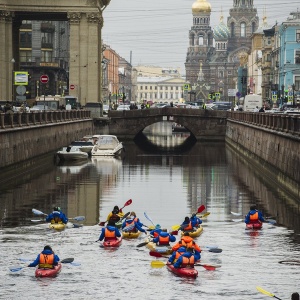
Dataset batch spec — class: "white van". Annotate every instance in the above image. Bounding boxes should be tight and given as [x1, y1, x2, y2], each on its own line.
[242, 94, 263, 112]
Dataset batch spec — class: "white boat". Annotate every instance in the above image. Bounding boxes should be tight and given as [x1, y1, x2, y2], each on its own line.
[56, 146, 89, 161]
[69, 140, 94, 155]
[91, 135, 124, 157]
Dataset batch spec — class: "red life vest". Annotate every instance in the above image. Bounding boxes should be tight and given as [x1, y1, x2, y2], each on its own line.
[39, 253, 54, 269]
[158, 235, 170, 245]
[105, 228, 116, 239]
[181, 255, 195, 268]
[153, 230, 160, 238]
[249, 212, 259, 223]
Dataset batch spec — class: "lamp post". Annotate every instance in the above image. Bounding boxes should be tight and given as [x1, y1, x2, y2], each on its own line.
[281, 84, 284, 106]
[292, 84, 295, 107]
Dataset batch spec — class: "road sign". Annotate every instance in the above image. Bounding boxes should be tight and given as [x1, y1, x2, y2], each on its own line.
[70, 84, 75, 90]
[40, 74, 49, 84]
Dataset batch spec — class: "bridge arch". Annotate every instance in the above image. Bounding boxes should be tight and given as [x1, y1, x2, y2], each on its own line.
[0, 0, 109, 103]
[107, 108, 228, 141]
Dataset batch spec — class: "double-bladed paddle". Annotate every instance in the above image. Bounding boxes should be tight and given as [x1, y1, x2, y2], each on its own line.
[98, 199, 132, 226]
[150, 260, 221, 271]
[10, 258, 76, 272]
[144, 212, 155, 227]
[256, 286, 282, 300]
[32, 208, 85, 221]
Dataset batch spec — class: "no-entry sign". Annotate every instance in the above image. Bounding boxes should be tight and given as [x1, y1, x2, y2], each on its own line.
[40, 74, 49, 84]
[70, 84, 75, 90]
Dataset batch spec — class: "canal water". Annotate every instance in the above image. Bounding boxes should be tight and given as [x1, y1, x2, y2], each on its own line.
[0, 122, 299, 299]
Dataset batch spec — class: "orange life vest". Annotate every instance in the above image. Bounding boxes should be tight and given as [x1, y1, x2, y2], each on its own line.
[181, 255, 195, 268]
[183, 221, 193, 231]
[158, 235, 170, 245]
[175, 250, 186, 260]
[105, 228, 116, 239]
[249, 212, 259, 223]
[180, 237, 194, 248]
[39, 253, 54, 269]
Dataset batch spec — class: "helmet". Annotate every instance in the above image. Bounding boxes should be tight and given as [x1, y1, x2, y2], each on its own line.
[155, 224, 161, 229]
[44, 245, 52, 251]
[130, 212, 136, 217]
[113, 206, 119, 210]
[112, 209, 119, 215]
[53, 207, 60, 212]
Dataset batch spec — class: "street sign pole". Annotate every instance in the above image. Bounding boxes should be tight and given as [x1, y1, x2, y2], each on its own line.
[40, 75, 49, 111]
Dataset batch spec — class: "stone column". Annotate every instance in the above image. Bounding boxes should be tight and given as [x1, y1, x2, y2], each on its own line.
[68, 11, 103, 106]
[0, 10, 14, 101]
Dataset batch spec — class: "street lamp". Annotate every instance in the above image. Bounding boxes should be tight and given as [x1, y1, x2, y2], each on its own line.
[292, 84, 295, 106]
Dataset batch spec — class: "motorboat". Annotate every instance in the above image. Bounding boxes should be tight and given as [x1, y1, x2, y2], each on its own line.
[91, 135, 124, 157]
[69, 140, 94, 155]
[56, 146, 89, 162]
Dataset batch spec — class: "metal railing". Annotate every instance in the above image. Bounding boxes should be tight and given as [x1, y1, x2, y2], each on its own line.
[228, 111, 300, 137]
[0, 110, 91, 130]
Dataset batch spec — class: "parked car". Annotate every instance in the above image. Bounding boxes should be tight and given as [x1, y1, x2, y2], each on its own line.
[103, 105, 109, 115]
[116, 104, 130, 111]
[210, 102, 232, 111]
[30, 105, 51, 111]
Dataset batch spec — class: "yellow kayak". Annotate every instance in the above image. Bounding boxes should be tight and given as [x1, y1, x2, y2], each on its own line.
[145, 238, 173, 255]
[122, 231, 141, 239]
[49, 222, 66, 231]
[181, 226, 203, 238]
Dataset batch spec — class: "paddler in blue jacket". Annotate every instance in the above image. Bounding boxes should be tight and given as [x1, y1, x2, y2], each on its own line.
[149, 224, 162, 238]
[168, 246, 186, 264]
[99, 222, 121, 241]
[152, 229, 176, 246]
[244, 205, 265, 224]
[173, 247, 196, 269]
[28, 245, 60, 268]
[46, 207, 68, 224]
[122, 215, 147, 234]
[190, 213, 202, 228]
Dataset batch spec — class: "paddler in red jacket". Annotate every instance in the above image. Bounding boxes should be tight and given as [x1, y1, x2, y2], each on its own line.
[98, 222, 121, 241]
[172, 232, 201, 261]
[173, 247, 196, 269]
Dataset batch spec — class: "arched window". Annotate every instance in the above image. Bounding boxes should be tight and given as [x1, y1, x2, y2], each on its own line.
[252, 22, 256, 33]
[199, 36, 204, 45]
[231, 22, 235, 37]
[241, 22, 246, 37]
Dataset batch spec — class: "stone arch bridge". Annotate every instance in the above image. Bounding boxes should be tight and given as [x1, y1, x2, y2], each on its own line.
[107, 108, 228, 141]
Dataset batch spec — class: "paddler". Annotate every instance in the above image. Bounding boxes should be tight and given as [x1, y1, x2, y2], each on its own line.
[173, 247, 196, 269]
[46, 207, 68, 224]
[122, 215, 147, 234]
[98, 221, 121, 241]
[149, 224, 162, 238]
[152, 229, 176, 246]
[27, 245, 60, 269]
[244, 204, 265, 225]
[106, 206, 124, 225]
[168, 246, 186, 264]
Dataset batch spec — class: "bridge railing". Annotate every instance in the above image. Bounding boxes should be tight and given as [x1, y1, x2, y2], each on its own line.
[228, 111, 300, 136]
[0, 110, 91, 130]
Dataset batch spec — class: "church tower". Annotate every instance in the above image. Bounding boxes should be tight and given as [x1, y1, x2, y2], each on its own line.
[227, 0, 259, 52]
[185, 0, 214, 96]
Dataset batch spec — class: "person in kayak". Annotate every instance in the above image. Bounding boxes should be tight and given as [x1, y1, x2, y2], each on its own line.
[180, 216, 193, 231]
[149, 224, 162, 238]
[46, 207, 68, 224]
[122, 215, 147, 234]
[106, 206, 124, 225]
[168, 246, 186, 264]
[244, 205, 265, 225]
[173, 247, 196, 269]
[190, 213, 202, 228]
[172, 232, 201, 261]
[152, 229, 176, 246]
[98, 223, 121, 241]
[130, 212, 145, 228]
[27, 245, 60, 269]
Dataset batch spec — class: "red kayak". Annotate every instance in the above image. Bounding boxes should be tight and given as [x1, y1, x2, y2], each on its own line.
[35, 263, 62, 278]
[166, 262, 198, 278]
[102, 237, 122, 248]
[246, 222, 263, 230]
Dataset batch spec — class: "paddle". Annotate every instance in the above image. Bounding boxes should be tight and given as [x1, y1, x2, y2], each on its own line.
[144, 212, 155, 227]
[10, 258, 75, 272]
[150, 260, 220, 271]
[172, 204, 206, 231]
[256, 286, 282, 300]
[98, 199, 132, 226]
[197, 212, 210, 218]
[31, 216, 85, 222]
[232, 219, 276, 225]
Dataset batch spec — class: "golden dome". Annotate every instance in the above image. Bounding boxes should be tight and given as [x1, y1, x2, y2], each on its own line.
[192, 0, 212, 13]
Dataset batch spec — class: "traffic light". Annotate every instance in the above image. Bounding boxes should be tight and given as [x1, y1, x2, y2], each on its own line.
[241, 77, 244, 84]
[122, 93, 126, 102]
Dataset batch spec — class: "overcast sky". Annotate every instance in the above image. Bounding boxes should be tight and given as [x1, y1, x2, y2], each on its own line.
[102, 0, 299, 74]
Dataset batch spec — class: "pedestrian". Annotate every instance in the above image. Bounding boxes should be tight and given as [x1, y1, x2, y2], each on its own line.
[253, 106, 259, 112]
[259, 106, 265, 112]
[27, 245, 60, 269]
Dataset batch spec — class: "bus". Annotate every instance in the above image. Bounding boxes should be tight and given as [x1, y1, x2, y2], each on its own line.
[35, 95, 80, 110]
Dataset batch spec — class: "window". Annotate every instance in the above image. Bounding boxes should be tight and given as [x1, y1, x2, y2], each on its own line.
[19, 32, 32, 48]
[41, 50, 52, 62]
[296, 50, 300, 64]
[199, 36, 204, 45]
[295, 76, 300, 91]
[241, 22, 246, 37]
[145, 86, 148, 90]
[150, 86, 152, 90]
[140, 86, 143, 90]
[252, 22, 256, 33]
[19, 50, 32, 62]
[296, 29, 300, 42]
[231, 22, 235, 37]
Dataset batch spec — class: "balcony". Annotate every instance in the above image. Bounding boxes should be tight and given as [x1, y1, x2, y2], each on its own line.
[41, 23, 55, 33]
[41, 42, 53, 49]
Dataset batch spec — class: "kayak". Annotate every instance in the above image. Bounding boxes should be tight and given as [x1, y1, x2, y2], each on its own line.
[181, 226, 203, 238]
[166, 262, 198, 278]
[102, 237, 122, 248]
[35, 263, 62, 278]
[246, 222, 263, 230]
[146, 239, 173, 255]
[49, 223, 66, 231]
[122, 231, 141, 239]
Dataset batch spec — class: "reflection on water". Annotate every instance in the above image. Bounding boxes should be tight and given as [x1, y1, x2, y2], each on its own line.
[0, 122, 299, 299]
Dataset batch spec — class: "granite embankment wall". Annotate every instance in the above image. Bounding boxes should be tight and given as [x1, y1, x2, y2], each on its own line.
[225, 116, 300, 198]
[0, 120, 93, 168]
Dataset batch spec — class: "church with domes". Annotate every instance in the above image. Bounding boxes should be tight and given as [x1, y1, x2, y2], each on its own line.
[185, 0, 259, 101]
